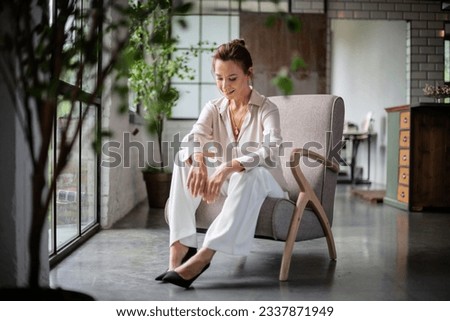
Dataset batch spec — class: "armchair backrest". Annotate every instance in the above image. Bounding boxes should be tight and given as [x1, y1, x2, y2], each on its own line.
[269, 95, 345, 219]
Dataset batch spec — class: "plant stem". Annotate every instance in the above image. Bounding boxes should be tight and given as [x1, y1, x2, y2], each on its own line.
[158, 116, 164, 171]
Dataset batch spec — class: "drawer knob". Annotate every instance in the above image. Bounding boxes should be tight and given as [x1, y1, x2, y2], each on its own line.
[403, 136, 407, 142]
[401, 192, 405, 198]
[402, 173, 406, 179]
[403, 117, 408, 123]
[402, 155, 407, 161]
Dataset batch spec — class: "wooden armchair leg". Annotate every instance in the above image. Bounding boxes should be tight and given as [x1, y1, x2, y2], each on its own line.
[279, 193, 337, 281]
[279, 192, 309, 281]
[310, 199, 337, 260]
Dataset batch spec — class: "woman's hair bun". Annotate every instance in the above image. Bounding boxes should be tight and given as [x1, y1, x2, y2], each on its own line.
[231, 39, 246, 47]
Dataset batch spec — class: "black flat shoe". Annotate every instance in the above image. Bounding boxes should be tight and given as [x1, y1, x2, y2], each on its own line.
[162, 263, 210, 289]
[155, 247, 197, 281]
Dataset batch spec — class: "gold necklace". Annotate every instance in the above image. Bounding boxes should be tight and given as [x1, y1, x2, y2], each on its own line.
[230, 105, 248, 138]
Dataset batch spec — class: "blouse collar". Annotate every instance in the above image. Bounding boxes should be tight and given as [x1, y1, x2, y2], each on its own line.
[218, 88, 265, 116]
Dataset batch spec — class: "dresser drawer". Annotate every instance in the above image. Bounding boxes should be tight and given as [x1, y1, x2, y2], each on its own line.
[399, 130, 410, 148]
[399, 111, 410, 129]
[399, 149, 410, 166]
[397, 185, 409, 203]
[398, 167, 409, 186]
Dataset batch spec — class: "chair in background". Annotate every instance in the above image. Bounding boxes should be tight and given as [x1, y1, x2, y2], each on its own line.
[168, 95, 345, 281]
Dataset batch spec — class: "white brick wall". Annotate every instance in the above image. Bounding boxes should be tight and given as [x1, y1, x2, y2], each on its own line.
[293, 0, 325, 12]
[293, 0, 450, 104]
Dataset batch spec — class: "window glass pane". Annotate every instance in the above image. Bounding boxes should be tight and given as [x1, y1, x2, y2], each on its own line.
[201, 84, 221, 107]
[445, 40, 450, 83]
[60, 4, 79, 86]
[56, 100, 80, 247]
[59, 0, 99, 92]
[47, 135, 55, 254]
[81, 0, 98, 93]
[260, 0, 288, 12]
[202, 16, 230, 45]
[172, 84, 200, 118]
[128, 79, 138, 112]
[82, 65, 97, 94]
[81, 104, 97, 231]
[173, 15, 200, 48]
[231, 15, 240, 39]
[201, 49, 215, 82]
[241, 0, 259, 12]
[292, 0, 324, 13]
[260, 0, 279, 12]
[202, 0, 230, 14]
[230, 0, 240, 13]
[174, 0, 201, 14]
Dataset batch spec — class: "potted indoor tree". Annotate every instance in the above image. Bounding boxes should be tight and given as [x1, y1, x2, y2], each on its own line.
[127, 0, 196, 208]
[0, 0, 131, 297]
[0, 0, 194, 298]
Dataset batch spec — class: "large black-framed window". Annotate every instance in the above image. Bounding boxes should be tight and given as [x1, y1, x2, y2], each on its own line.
[48, 0, 101, 266]
[171, 0, 292, 119]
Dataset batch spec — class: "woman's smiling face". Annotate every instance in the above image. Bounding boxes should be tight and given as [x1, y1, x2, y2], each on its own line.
[214, 59, 251, 101]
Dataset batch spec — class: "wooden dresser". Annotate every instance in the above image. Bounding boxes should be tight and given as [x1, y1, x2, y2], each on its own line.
[384, 103, 450, 211]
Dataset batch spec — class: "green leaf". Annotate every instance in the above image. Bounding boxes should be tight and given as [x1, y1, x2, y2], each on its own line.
[272, 70, 294, 95]
[147, 119, 159, 134]
[265, 15, 277, 28]
[91, 130, 112, 154]
[160, 87, 179, 103]
[158, 0, 170, 10]
[118, 104, 128, 114]
[101, 130, 113, 138]
[286, 15, 302, 33]
[290, 56, 307, 72]
[176, 18, 188, 29]
[150, 29, 166, 44]
[173, 2, 193, 14]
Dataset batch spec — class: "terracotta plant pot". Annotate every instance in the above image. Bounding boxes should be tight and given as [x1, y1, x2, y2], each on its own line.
[142, 171, 172, 209]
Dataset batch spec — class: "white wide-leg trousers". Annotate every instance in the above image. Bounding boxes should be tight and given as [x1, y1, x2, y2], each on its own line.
[167, 161, 286, 256]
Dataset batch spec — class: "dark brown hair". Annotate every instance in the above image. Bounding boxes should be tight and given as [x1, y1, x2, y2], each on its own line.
[212, 39, 253, 76]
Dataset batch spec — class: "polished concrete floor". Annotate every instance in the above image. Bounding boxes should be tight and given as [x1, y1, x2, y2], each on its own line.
[49, 185, 450, 301]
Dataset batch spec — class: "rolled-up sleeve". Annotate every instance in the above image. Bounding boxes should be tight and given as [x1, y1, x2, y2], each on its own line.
[178, 102, 215, 163]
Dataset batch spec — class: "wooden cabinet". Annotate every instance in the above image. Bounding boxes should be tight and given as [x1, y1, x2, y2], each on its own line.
[384, 103, 450, 211]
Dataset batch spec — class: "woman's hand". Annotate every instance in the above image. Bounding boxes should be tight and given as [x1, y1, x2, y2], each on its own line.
[186, 153, 208, 198]
[202, 165, 228, 204]
[202, 160, 244, 204]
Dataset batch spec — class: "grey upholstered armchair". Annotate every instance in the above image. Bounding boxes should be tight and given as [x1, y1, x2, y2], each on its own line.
[168, 95, 345, 281]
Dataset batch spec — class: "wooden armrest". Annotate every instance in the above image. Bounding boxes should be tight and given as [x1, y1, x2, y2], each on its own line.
[289, 148, 340, 173]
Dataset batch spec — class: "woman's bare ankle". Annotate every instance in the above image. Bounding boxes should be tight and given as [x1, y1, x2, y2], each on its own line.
[168, 241, 189, 270]
[197, 247, 215, 263]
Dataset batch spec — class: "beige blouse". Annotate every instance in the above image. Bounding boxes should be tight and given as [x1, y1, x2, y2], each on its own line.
[178, 89, 288, 191]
